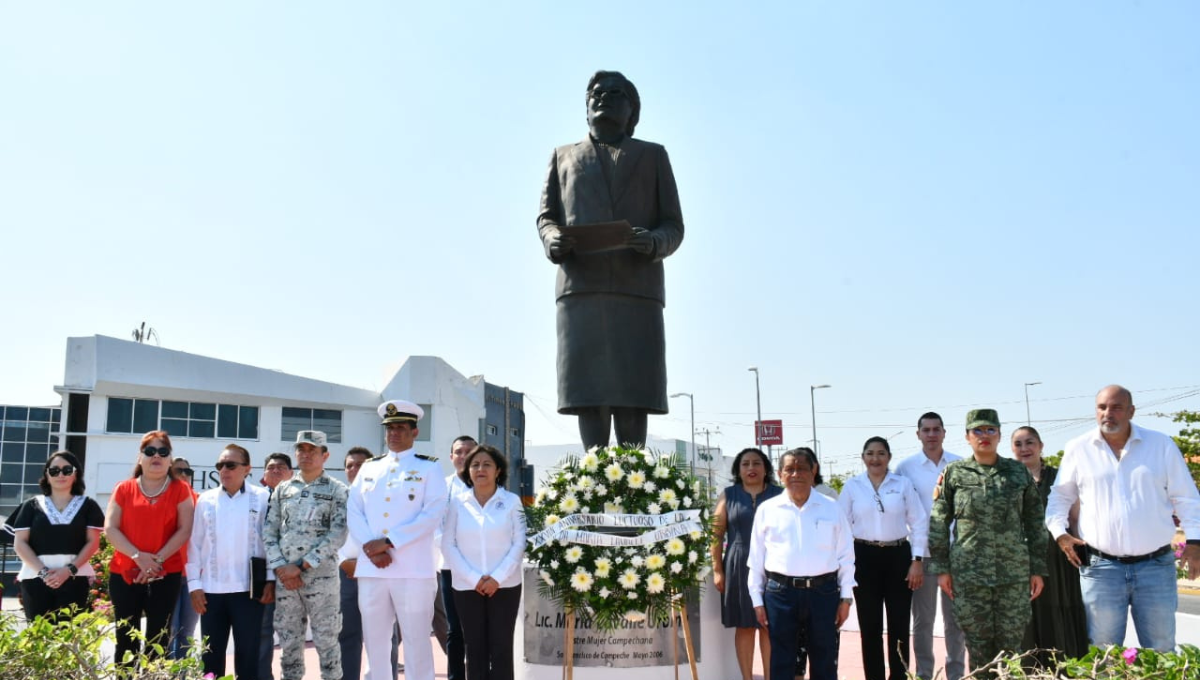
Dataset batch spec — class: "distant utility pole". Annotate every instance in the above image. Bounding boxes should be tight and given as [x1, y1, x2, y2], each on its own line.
[695, 426, 721, 488]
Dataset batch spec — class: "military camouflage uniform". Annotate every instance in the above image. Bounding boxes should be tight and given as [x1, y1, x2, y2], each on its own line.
[264, 473, 349, 680]
[928, 457, 1047, 676]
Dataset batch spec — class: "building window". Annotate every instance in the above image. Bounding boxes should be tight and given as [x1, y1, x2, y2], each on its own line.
[0, 405, 63, 520]
[106, 398, 258, 439]
[486, 424, 498, 436]
[281, 407, 342, 443]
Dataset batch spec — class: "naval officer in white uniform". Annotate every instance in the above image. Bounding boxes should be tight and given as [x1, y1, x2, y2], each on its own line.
[347, 400, 448, 680]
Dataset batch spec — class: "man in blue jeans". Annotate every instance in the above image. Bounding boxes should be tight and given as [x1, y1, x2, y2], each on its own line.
[1046, 385, 1200, 651]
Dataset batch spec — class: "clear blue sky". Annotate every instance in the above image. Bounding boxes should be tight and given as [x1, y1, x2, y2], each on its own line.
[3, 1, 1198, 476]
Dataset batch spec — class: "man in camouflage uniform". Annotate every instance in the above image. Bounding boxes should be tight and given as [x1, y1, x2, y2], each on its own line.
[264, 430, 349, 680]
[928, 409, 1047, 677]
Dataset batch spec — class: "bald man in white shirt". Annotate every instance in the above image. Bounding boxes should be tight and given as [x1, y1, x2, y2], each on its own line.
[1046, 384, 1200, 651]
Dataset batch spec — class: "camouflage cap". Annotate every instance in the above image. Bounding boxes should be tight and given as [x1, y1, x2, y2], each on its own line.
[294, 430, 328, 448]
[965, 409, 1001, 430]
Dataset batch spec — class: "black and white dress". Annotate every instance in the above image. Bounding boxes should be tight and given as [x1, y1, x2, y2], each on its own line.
[5, 494, 105, 619]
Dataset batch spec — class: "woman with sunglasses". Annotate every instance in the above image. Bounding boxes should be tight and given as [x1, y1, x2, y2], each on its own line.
[5, 451, 104, 621]
[928, 410, 1047, 677]
[167, 457, 201, 660]
[1012, 426, 1088, 664]
[187, 444, 274, 680]
[103, 430, 196, 667]
[838, 437, 927, 680]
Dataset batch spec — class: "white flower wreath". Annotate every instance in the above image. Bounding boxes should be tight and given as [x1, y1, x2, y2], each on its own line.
[525, 445, 713, 630]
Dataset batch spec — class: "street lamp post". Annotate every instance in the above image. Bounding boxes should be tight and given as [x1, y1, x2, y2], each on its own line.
[810, 384, 831, 459]
[669, 392, 696, 471]
[748, 367, 765, 457]
[1024, 381, 1042, 425]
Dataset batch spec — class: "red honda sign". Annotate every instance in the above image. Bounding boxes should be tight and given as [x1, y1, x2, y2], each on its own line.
[755, 419, 783, 446]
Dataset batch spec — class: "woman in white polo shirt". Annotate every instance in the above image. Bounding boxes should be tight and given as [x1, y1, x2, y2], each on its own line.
[442, 445, 526, 680]
[839, 436, 927, 680]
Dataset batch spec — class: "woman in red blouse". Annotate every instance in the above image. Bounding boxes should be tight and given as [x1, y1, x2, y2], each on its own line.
[103, 430, 195, 667]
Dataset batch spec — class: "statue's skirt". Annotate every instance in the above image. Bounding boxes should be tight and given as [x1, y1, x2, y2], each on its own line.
[555, 293, 667, 415]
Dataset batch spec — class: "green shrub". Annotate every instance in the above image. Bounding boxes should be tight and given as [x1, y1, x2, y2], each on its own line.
[942, 644, 1200, 679]
[0, 609, 229, 680]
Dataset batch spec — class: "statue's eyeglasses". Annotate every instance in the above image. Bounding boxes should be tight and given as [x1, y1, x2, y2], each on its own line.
[589, 88, 627, 100]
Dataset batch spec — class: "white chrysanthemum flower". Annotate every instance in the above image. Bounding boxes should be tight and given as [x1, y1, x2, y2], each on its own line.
[639, 448, 652, 458]
[646, 572, 666, 594]
[675, 479, 686, 489]
[559, 539, 571, 547]
[688, 550, 698, 563]
[564, 546, 584, 563]
[559, 495, 580, 513]
[654, 466, 671, 479]
[643, 480, 657, 493]
[669, 499, 681, 510]
[670, 561, 683, 574]
[535, 488, 548, 504]
[550, 559, 560, 569]
[547, 488, 559, 500]
[546, 514, 561, 525]
[618, 569, 641, 589]
[582, 490, 593, 501]
[693, 480, 702, 493]
[594, 557, 612, 578]
[604, 463, 624, 482]
[580, 506, 591, 514]
[595, 483, 608, 496]
[577, 475, 595, 489]
[580, 453, 600, 472]
[630, 555, 645, 568]
[627, 592, 638, 599]
[689, 529, 703, 540]
[666, 538, 686, 556]
[626, 470, 647, 489]
[599, 587, 611, 599]
[683, 496, 692, 507]
[540, 570, 554, 586]
[563, 471, 574, 480]
[659, 489, 677, 504]
[648, 502, 662, 514]
[615, 555, 625, 564]
[604, 502, 624, 514]
[570, 571, 594, 592]
[646, 554, 666, 570]
[625, 547, 638, 555]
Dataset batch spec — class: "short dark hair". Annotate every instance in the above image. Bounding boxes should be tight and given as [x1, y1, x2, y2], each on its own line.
[40, 451, 86, 496]
[862, 436, 891, 455]
[780, 447, 824, 485]
[917, 412, 944, 429]
[451, 435, 477, 451]
[459, 445, 508, 488]
[264, 452, 293, 469]
[586, 70, 641, 136]
[730, 448, 776, 486]
[346, 446, 373, 463]
[222, 444, 251, 466]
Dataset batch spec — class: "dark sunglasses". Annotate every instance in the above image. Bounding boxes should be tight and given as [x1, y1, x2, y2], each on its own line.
[142, 446, 172, 458]
[175, 467, 195, 477]
[47, 465, 76, 477]
[214, 461, 246, 471]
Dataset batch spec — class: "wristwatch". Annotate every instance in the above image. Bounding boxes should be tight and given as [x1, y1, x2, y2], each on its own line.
[913, 556, 923, 562]
[67, 564, 79, 576]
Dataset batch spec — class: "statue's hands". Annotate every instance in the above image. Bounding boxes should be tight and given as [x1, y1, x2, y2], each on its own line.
[548, 231, 576, 259]
[627, 227, 654, 255]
